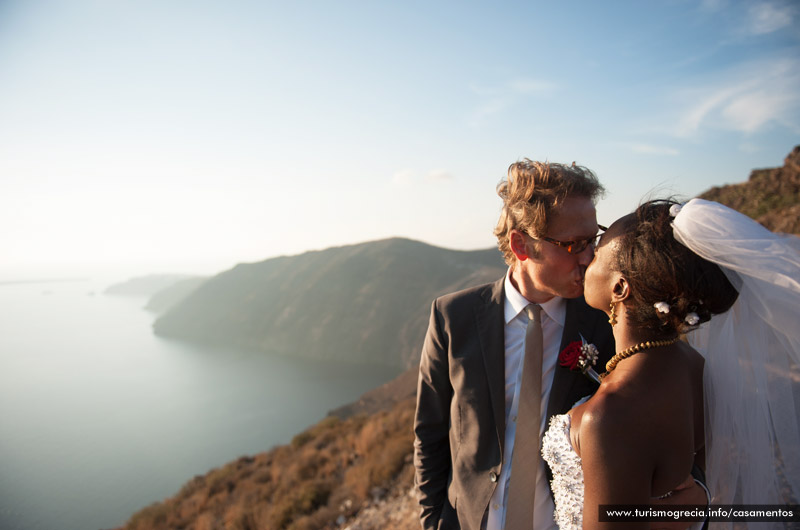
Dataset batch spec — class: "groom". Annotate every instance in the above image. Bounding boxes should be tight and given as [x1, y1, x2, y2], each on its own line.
[413, 160, 703, 530]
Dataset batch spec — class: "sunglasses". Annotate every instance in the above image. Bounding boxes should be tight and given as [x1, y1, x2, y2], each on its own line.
[531, 225, 607, 255]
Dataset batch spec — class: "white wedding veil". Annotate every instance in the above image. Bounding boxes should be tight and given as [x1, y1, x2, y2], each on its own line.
[672, 199, 800, 528]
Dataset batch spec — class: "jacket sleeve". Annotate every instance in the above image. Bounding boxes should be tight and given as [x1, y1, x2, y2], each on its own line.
[413, 299, 453, 529]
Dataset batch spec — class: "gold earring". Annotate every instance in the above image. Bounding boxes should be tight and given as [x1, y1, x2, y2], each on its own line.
[609, 302, 618, 326]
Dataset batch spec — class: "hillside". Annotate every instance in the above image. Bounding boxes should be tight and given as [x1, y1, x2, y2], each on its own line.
[153, 238, 506, 369]
[121, 148, 800, 530]
[145, 277, 208, 314]
[119, 398, 419, 530]
[699, 145, 800, 235]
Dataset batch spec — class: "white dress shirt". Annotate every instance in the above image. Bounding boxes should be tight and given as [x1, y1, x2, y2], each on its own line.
[486, 270, 566, 530]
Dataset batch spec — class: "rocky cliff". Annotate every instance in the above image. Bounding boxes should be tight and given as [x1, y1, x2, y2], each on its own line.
[699, 146, 800, 235]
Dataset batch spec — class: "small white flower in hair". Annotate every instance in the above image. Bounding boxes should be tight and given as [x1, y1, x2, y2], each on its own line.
[669, 203, 683, 217]
[685, 312, 700, 326]
[654, 301, 670, 314]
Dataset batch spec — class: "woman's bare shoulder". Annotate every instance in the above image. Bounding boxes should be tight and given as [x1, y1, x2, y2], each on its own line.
[571, 386, 646, 457]
[575, 388, 655, 497]
[574, 344, 701, 461]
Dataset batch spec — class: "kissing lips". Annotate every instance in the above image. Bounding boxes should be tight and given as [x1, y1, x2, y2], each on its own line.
[577, 266, 587, 287]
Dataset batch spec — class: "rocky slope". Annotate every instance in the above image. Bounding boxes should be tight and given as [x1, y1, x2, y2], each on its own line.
[119, 398, 418, 530]
[699, 145, 800, 235]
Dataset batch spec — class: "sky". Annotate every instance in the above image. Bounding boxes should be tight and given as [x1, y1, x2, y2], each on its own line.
[1, 0, 798, 280]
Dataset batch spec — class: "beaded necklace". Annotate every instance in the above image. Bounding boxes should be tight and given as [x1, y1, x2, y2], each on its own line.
[600, 337, 680, 379]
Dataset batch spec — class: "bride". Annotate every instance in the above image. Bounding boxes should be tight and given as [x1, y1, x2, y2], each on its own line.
[542, 198, 800, 530]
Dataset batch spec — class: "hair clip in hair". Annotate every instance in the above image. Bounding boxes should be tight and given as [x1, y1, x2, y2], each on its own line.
[669, 203, 683, 217]
[685, 312, 700, 326]
[654, 301, 670, 314]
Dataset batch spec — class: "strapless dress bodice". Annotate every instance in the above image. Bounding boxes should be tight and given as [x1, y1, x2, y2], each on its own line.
[541, 413, 584, 530]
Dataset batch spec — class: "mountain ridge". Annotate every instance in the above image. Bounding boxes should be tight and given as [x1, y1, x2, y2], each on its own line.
[152, 236, 506, 369]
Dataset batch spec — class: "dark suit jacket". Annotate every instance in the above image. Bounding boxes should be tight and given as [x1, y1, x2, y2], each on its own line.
[413, 278, 614, 530]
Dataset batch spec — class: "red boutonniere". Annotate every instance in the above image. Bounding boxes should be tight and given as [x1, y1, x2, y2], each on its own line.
[558, 334, 602, 384]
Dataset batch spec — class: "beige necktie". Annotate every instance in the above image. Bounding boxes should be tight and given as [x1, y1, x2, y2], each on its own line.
[504, 303, 543, 530]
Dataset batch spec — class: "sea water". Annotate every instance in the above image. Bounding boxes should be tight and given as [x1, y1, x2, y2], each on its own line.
[0, 279, 398, 530]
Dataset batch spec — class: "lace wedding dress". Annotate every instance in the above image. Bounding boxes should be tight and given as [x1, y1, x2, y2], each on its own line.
[541, 413, 707, 530]
[541, 413, 584, 530]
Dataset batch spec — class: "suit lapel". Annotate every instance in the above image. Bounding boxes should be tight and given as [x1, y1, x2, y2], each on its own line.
[475, 278, 507, 450]
[545, 296, 610, 421]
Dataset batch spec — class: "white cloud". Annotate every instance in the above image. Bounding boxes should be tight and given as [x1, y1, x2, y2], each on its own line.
[673, 58, 800, 136]
[391, 169, 416, 186]
[747, 2, 795, 35]
[721, 88, 795, 131]
[676, 85, 743, 136]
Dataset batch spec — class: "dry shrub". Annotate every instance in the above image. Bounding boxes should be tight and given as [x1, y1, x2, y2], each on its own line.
[291, 430, 314, 449]
[267, 479, 333, 529]
[342, 461, 370, 501]
[293, 416, 343, 450]
[343, 434, 412, 500]
[178, 492, 208, 521]
[354, 416, 384, 455]
[311, 415, 342, 437]
[207, 465, 238, 496]
[284, 448, 323, 484]
[126, 502, 170, 530]
[286, 505, 339, 530]
[236, 455, 255, 467]
[192, 511, 217, 530]
[223, 503, 257, 530]
[254, 452, 272, 466]
[256, 477, 279, 503]
[341, 400, 415, 500]
[365, 434, 412, 486]
[312, 427, 339, 450]
[252, 469, 272, 484]
[178, 475, 207, 498]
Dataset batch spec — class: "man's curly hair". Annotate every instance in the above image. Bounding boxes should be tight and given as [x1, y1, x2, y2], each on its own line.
[494, 160, 605, 265]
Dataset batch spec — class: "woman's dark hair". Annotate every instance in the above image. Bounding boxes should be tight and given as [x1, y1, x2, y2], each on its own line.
[615, 200, 739, 337]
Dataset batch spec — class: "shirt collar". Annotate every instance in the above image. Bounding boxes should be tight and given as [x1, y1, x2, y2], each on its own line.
[503, 268, 567, 327]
